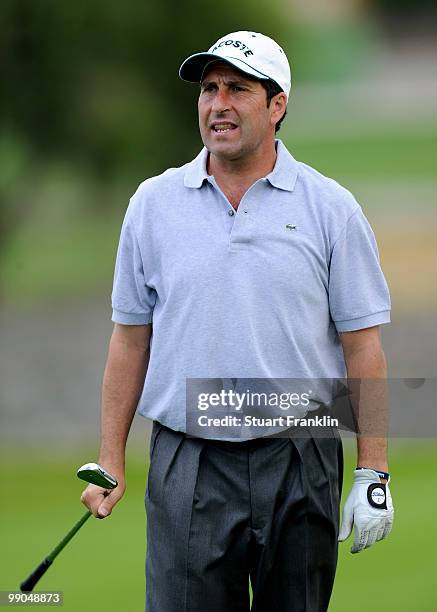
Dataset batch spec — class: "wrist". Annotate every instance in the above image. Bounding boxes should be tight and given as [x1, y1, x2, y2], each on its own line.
[97, 456, 126, 476]
[356, 457, 388, 473]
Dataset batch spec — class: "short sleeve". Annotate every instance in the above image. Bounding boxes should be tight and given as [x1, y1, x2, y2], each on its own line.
[111, 202, 156, 325]
[329, 208, 391, 332]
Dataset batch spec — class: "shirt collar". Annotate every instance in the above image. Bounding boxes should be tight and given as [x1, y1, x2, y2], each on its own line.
[183, 148, 209, 188]
[183, 138, 299, 192]
[265, 139, 299, 192]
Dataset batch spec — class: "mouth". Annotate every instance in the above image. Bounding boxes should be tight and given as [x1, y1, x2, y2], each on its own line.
[210, 122, 239, 134]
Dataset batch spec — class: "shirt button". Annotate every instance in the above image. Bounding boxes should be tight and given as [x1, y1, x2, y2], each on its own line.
[228, 210, 235, 216]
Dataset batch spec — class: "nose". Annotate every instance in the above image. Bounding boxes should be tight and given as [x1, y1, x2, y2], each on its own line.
[211, 87, 231, 113]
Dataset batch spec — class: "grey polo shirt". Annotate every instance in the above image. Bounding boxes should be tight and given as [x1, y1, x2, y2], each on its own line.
[111, 139, 390, 436]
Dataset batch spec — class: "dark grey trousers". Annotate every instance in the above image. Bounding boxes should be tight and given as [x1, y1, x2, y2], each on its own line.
[145, 422, 343, 612]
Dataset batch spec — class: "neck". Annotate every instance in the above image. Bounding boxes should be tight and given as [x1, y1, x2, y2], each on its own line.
[207, 140, 277, 197]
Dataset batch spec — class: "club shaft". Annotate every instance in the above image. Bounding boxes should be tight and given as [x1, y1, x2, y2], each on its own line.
[47, 510, 92, 562]
[20, 510, 92, 592]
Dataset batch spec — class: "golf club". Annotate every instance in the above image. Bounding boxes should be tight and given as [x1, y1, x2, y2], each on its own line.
[19, 463, 118, 592]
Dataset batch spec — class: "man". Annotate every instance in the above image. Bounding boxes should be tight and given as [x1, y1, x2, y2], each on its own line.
[81, 31, 394, 611]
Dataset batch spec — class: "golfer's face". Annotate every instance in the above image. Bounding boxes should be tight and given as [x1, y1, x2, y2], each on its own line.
[198, 63, 274, 163]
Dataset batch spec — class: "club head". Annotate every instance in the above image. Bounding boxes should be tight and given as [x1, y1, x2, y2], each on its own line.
[77, 463, 118, 489]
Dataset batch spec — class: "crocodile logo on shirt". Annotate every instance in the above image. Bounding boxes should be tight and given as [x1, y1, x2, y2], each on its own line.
[285, 224, 297, 231]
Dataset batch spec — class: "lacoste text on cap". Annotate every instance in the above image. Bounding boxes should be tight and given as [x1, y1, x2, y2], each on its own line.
[179, 31, 291, 98]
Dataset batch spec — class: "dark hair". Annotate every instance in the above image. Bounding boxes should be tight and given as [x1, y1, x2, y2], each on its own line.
[260, 79, 287, 133]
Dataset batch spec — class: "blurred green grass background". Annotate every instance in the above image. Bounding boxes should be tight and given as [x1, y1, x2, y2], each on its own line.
[1, 441, 436, 611]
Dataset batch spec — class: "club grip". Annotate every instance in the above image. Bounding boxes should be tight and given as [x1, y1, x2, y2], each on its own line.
[20, 558, 53, 592]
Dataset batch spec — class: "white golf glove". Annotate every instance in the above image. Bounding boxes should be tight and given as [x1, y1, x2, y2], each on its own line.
[338, 468, 394, 553]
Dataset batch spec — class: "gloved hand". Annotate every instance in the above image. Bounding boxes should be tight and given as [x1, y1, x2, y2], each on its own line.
[338, 468, 394, 553]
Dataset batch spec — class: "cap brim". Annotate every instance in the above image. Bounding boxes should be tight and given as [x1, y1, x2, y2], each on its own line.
[179, 52, 270, 84]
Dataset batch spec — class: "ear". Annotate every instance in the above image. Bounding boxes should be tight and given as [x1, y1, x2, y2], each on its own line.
[270, 92, 287, 127]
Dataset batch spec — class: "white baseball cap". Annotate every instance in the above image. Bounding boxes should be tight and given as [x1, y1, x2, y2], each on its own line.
[179, 31, 291, 98]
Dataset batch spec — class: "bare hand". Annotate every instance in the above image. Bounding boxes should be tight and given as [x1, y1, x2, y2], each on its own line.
[80, 477, 126, 519]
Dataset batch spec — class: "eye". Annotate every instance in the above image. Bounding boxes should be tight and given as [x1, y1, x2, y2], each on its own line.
[232, 85, 245, 92]
[201, 83, 216, 93]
